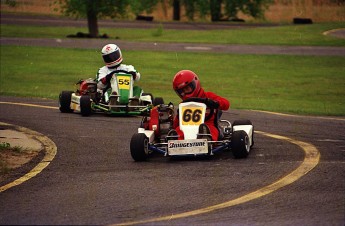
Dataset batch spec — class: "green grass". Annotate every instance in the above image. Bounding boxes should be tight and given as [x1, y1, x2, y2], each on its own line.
[0, 142, 27, 174]
[1, 45, 344, 116]
[1, 22, 345, 46]
[0, 143, 24, 154]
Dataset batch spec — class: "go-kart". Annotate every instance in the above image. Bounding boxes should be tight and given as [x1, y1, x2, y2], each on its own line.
[130, 97, 254, 161]
[59, 73, 164, 116]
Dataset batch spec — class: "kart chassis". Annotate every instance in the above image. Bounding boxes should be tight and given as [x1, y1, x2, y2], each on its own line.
[59, 74, 162, 116]
[130, 99, 254, 161]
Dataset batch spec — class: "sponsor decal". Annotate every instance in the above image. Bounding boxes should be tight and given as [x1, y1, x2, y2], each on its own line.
[117, 75, 130, 90]
[168, 141, 206, 149]
[181, 106, 204, 126]
[168, 139, 209, 155]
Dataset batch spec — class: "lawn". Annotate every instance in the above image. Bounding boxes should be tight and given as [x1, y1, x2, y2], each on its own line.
[1, 45, 344, 116]
[1, 22, 345, 46]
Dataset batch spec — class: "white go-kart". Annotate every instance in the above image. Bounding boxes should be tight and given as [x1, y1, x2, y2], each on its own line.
[130, 97, 254, 161]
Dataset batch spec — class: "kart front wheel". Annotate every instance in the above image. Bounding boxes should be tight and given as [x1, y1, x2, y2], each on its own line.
[130, 133, 149, 161]
[80, 95, 92, 116]
[233, 119, 254, 147]
[59, 91, 74, 113]
[141, 93, 154, 105]
[232, 130, 250, 159]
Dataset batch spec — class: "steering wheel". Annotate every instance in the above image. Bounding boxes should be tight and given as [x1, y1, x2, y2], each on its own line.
[182, 97, 216, 121]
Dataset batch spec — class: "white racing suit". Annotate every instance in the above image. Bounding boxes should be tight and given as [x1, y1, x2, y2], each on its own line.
[96, 64, 142, 103]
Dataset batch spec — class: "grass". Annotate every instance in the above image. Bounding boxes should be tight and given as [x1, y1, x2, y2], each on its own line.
[0, 142, 25, 174]
[0, 143, 24, 154]
[1, 22, 345, 46]
[0, 142, 23, 176]
[1, 21, 344, 115]
[0, 142, 25, 153]
[1, 45, 344, 116]
[0, 142, 11, 151]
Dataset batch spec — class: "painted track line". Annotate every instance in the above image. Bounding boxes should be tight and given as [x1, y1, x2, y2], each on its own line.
[0, 122, 57, 192]
[249, 109, 345, 121]
[113, 131, 320, 225]
[0, 101, 59, 110]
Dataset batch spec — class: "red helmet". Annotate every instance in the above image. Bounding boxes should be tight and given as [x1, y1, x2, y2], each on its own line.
[173, 70, 202, 100]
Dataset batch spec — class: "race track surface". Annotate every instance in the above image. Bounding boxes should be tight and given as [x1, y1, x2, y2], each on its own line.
[0, 96, 344, 225]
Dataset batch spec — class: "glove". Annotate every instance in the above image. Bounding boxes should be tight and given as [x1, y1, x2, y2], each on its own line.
[205, 98, 219, 109]
[135, 72, 141, 81]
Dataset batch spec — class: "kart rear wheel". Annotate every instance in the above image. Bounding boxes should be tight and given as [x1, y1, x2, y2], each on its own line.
[130, 133, 149, 161]
[233, 119, 254, 147]
[232, 130, 250, 159]
[59, 91, 74, 113]
[80, 95, 92, 116]
[141, 93, 154, 105]
[153, 97, 164, 106]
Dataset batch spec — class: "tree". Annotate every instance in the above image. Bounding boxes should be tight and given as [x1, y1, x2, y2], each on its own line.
[180, 0, 209, 21]
[130, 0, 159, 16]
[55, 0, 129, 38]
[172, 0, 180, 21]
[55, 0, 274, 36]
[223, 0, 273, 20]
[55, 0, 157, 38]
[210, 0, 222, 21]
[173, 0, 273, 22]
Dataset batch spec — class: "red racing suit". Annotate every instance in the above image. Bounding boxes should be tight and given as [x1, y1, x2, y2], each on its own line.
[173, 89, 230, 141]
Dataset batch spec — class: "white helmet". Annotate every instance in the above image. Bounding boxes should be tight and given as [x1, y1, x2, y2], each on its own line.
[101, 44, 123, 68]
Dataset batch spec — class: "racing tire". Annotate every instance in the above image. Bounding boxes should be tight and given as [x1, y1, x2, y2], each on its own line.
[153, 97, 164, 106]
[80, 95, 92, 116]
[141, 93, 154, 105]
[231, 130, 250, 159]
[59, 91, 74, 113]
[130, 133, 149, 161]
[233, 119, 254, 147]
[233, 119, 252, 126]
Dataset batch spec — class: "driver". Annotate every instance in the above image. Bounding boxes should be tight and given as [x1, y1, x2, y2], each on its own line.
[96, 44, 142, 103]
[169, 70, 230, 141]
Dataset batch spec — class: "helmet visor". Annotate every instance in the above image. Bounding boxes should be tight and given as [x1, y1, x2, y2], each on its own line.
[103, 50, 121, 64]
[175, 81, 196, 97]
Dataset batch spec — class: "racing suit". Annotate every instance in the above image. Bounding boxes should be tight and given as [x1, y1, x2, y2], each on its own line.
[173, 89, 230, 141]
[96, 64, 141, 102]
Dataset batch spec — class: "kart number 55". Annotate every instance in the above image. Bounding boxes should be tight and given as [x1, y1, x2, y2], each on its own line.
[117, 76, 130, 89]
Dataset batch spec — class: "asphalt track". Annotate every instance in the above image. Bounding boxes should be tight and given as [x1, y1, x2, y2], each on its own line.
[1, 14, 345, 225]
[0, 96, 344, 225]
